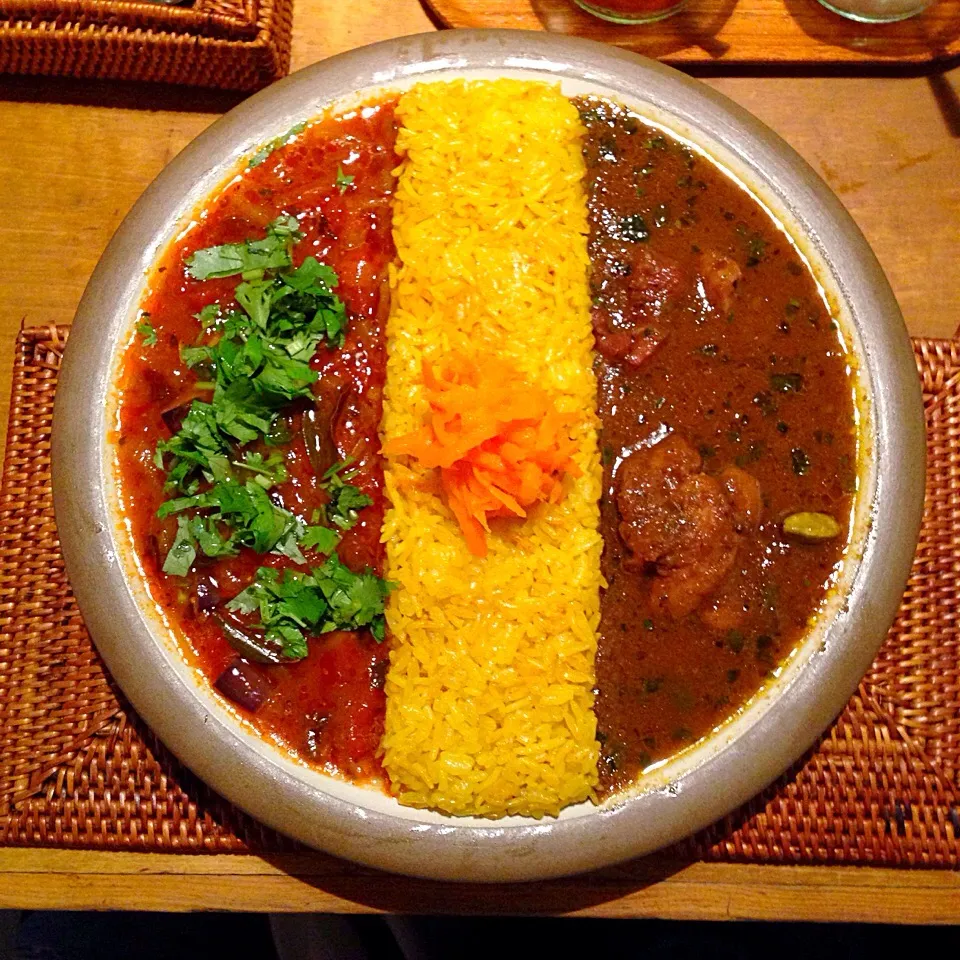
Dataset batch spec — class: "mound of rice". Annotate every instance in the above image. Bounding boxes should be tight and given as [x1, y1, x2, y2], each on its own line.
[379, 79, 603, 819]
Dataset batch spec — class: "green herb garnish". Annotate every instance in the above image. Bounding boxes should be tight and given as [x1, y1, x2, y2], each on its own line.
[152, 218, 357, 576]
[137, 319, 157, 347]
[157, 221, 347, 496]
[746, 234, 767, 267]
[616, 214, 650, 243]
[726, 630, 745, 653]
[185, 214, 301, 281]
[248, 121, 306, 168]
[335, 165, 355, 194]
[770, 372, 804, 394]
[791, 447, 811, 476]
[321, 459, 374, 531]
[753, 391, 777, 417]
[156, 478, 335, 568]
[227, 558, 394, 658]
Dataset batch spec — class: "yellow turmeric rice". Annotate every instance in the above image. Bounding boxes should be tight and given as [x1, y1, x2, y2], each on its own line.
[379, 79, 604, 818]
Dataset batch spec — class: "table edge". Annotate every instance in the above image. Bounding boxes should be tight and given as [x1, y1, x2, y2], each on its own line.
[0, 850, 956, 920]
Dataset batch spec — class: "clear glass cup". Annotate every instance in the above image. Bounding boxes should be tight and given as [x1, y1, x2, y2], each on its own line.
[815, 0, 934, 22]
[572, 0, 687, 24]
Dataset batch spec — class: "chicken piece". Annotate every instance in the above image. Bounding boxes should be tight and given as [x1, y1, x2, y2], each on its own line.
[699, 252, 742, 316]
[700, 578, 756, 633]
[592, 316, 667, 368]
[719, 466, 762, 533]
[590, 249, 683, 367]
[616, 437, 760, 619]
[625, 247, 684, 321]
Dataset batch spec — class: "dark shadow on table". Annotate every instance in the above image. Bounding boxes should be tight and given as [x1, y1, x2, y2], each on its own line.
[780, 0, 960, 67]
[928, 70, 960, 136]
[423, 0, 960, 76]
[250, 736, 833, 915]
[0, 74, 248, 113]
[257, 847, 693, 915]
[531, 0, 740, 61]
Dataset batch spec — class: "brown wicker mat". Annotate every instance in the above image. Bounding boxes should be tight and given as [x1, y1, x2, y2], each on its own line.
[0, 0, 293, 91]
[1, 325, 958, 867]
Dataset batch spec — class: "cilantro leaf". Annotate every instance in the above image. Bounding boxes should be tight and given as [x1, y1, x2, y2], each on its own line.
[233, 450, 288, 488]
[157, 479, 296, 560]
[137, 319, 157, 347]
[235, 278, 275, 329]
[335, 165, 354, 195]
[248, 121, 306, 168]
[299, 525, 339, 554]
[155, 473, 342, 576]
[285, 256, 339, 295]
[226, 558, 393, 659]
[155, 219, 355, 578]
[321, 459, 373, 530]
[185, 215, 302, 280]
[162, 517, 197, 576]
[194, 303, 222, 328]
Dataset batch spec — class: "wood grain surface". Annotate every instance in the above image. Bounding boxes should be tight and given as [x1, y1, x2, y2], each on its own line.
[424, 0, 960, 66]
[0, 850, 958, 921]
[1, 0, 959, 917]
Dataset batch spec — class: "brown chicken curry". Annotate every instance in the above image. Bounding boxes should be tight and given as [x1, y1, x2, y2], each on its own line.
[576, 97, 857, 794]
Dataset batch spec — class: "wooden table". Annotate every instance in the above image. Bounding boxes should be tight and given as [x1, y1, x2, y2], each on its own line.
[1, 0, 959, 920]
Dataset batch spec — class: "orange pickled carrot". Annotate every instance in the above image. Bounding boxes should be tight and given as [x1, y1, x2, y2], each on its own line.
[382, 352, 582, 556]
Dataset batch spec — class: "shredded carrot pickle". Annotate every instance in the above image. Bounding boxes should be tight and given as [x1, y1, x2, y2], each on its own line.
[382, 353, 582, 557]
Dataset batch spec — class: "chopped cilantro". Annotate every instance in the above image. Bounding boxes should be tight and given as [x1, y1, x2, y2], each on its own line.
[163, 517, 197, 576]
[756, 634, 776, 665]
[321, 460, 373, 530]
[227, 558, 394, 658]
[152, 220, 387, 665]
[185, 215, 301, 280]
[746, 234, 768, 267]
[232, 450, 288, 488]
[791, 447, 810, 476]
[155, 472, 343, 575]
[770, 372, 804, 393]
[248, 121, 306, 168]
[299, 525, 340, 555]
[157, 220, 347, 494]
[753, 391, 777, 417]
[158, 478, 297, 554]
[137, 319, 157, 347]
[335, 165, 355, 194]
[616, 214, 650, 243]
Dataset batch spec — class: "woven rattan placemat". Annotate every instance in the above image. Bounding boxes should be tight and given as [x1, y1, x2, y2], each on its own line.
[1, 325, 957, 867]
[1, 0, 293, 91]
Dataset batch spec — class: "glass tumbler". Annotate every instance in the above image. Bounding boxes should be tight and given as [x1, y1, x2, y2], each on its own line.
[572, 0, 687, 24]
[815, 0, 934, 21]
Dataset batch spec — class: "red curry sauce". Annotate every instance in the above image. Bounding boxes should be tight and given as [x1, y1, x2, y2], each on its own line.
[114, 100, 399, 783]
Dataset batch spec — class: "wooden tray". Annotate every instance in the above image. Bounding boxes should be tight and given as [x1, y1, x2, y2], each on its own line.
[0, 325, 958, 867]
[424, 0, 960, 67]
